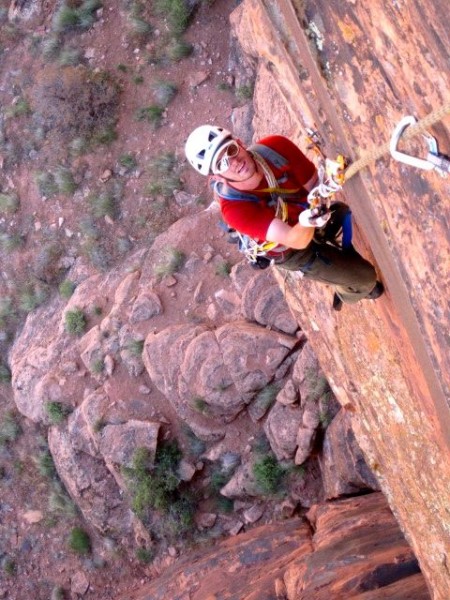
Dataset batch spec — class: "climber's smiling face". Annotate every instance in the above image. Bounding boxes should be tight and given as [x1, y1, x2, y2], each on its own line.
[212, 139, 257, 182]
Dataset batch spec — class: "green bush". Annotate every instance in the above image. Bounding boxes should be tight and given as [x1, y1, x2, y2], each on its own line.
[2, 556, 16, 576]
[135, 547, 154, 564]
[49, 482, 77, 517]
[135, 105, 164, 128]
[127, 339, 144, 357]
[88, 190, 117, 219]
[152, 80, 178, 106]
[68, 527, 91, 555]
[19, 283, 47, 313]
[166, 38, 193, 61]
[38, 449, 57, 478]
[154, 0, 191, 35]
[0, 411, 22, 446]
[0, 363, 11, 383]
[54, 166, 77, 195]
[253, 454, 285, 495]
[34, 67, 120, 155]
[7, 97, 31, 118]
[0, 192, 19, 214]
[154, 247, 185, 278]
[146, 151, 181, 197]
[252, 383, 280, 416]
[119, 153, 138, 171]
[0, 232, 23, 252]
[65, 308, 87, 335]
[35, 171, 58, 198]
[58, 280, 76, 299]
[126, 441, 189, 524]
[52, 1, 102, 33]
[89, 358, 104, 374]
[215, 260, 232, 277]
[45, 401, 69, 425]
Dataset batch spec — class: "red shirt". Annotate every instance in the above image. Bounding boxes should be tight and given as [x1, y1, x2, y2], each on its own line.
[218, 135, 316, 242]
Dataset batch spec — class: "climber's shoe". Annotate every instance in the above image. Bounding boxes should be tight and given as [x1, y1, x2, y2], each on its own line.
[366, 281, 384, 300]
[332, 293, 343, 311]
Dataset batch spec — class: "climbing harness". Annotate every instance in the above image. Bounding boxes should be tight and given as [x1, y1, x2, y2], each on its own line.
[231, 149, 290, 264]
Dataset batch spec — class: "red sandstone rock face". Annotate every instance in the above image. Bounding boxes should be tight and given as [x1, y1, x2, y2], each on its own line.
[119, 493, 429, 600]
[231, 1, 450, 597]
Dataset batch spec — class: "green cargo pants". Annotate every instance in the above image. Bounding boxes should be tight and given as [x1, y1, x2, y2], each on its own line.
[277, 203, 377, 304]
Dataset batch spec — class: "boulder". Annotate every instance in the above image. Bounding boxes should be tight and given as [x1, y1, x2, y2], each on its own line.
[144, 321, 297, 423]
[320, 411, 380, 499]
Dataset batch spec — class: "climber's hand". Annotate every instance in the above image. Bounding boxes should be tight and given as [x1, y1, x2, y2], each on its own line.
[298, 207, 331, 228]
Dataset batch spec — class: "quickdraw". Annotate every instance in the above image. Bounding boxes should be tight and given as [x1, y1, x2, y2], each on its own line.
[305, 129, 347, 214]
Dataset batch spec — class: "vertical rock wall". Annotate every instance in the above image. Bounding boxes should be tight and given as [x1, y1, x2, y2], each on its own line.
[231, 1, 450, 598]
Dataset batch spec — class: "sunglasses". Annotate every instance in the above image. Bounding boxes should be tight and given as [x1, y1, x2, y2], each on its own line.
[213, 140, 240, 174]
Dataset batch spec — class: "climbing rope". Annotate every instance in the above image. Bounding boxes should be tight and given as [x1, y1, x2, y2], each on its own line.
[344, 101, 450, 180]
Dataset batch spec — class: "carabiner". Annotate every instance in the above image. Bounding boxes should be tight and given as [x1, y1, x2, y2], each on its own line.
[390, 116, 435, 170]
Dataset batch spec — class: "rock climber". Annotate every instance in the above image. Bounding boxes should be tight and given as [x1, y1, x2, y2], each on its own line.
[184, 125, 384, 310]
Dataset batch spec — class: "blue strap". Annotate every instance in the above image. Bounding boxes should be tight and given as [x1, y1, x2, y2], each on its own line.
[342, 211, 353, 249]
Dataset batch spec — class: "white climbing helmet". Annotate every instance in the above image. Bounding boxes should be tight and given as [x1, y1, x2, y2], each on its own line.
[185, 125, 232, 175]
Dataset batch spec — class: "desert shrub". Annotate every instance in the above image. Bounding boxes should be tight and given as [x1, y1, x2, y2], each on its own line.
[68, 527, 91, 555]
[58, 279, 76, 299]
[82, 239, 112, 271]
[38, 449, 57, 478]
[127, 339, 144, 356]
[33, 66, 120, 156]
[119, 153, 138, 171]
[91, 124, 118, 145]
[65, 308, 87, 335]
[215, 260, 231, 277]
[0, 232, 23, 252]
[253, 454, 285, 495]
[191, 395, 210, 415]
[154, 0, 191, 35]
[59, 47, 82, 66]
[135, 105, 164, 128]
[54, 166, 77, 194]
[154, 247, 185, 278]
[0, 296, 14, 323]
[135, 547, 154, 564]
[89, 358, 104, 374]
[69, 136, 88, 156]
[0, 411, 22, 446]
[252, 383, 280, 416]
[49, 482, 77, 517]
[146, 151, 181, 197]
[32, 243, 64, 283]
[0, 363, 11, 383]
[50, 586, 65, 600]
[0, 192, 19, 214]
[88, 190, 117, 219]
[152, 80, 178, 106]
[182, 425, 206, 458]
[235, 84, 254, 101]
[41, 36, 61, 61]
[19, 283, 47, 313]
[166, 38, 192, 61]
[6, 97, 31, 118]
[125, 441, 195, 535]
[45, 401, 69, 425]
[35, 171, 58, 198]
[52, 0, 102, 33]
[2, 556, 16, 576]
[128, 15, 153, 43]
